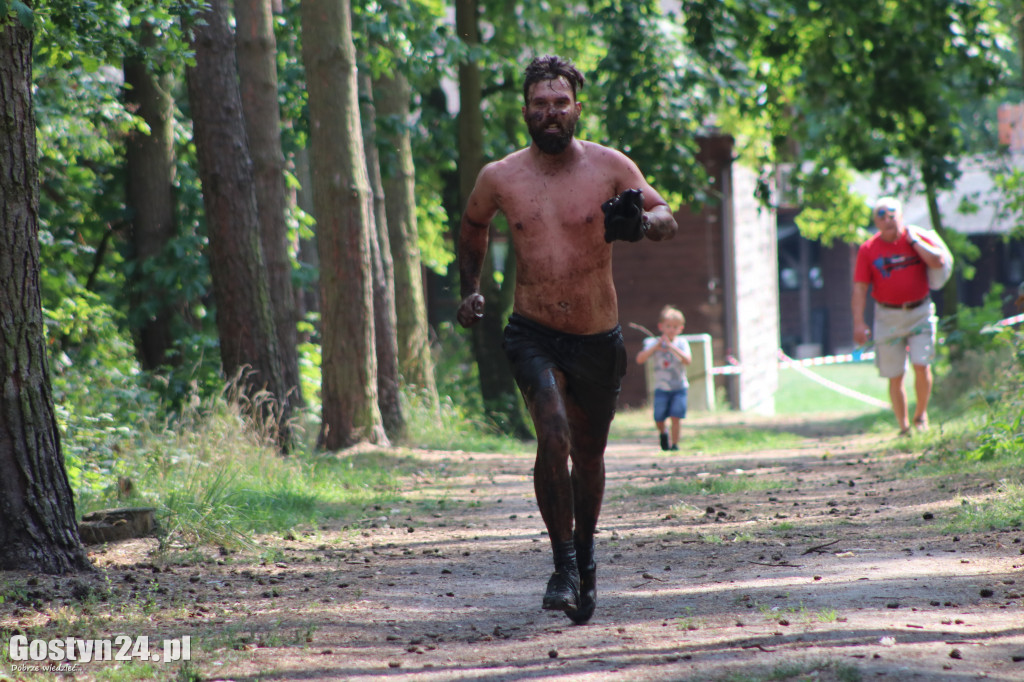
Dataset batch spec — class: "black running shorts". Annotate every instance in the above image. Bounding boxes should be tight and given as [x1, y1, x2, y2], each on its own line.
[502, 313, 626, 425]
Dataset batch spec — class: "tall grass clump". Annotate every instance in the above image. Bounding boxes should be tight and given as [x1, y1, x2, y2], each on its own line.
[949, 480, 1024, 532]
[928, 300, 1024, 471]
[71, 373, 428, 549]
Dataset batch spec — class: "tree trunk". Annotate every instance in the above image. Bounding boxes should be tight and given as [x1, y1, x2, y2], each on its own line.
[124, 23, 177, 370]
[375, 71, 440, 411]
[455, 0, 531, 437]
[0, 12, 92, 574]
[301, 0, 386, 449]
[185, 0, 291, 442]
[235, 0, 304, 407]
[359, 70, 404, 437]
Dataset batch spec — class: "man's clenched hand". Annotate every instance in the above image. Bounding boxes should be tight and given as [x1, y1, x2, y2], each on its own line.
[602, 188, 647, 243]
[457, 293, 485, 328]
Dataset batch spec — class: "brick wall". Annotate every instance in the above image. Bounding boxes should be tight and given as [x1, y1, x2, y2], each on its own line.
[613, 138, 731, 408]
[613, 136, 781, 412]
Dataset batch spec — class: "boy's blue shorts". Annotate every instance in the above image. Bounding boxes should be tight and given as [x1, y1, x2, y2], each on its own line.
[653, 388, 688, 422]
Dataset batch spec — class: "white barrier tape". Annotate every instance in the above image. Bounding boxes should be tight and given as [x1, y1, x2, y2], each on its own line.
[994, 313, 1024, 327]
[777, 351, 891, 409]
[709, 311, 1023, 379]
[777, 350, 875, 368]
[710, 348, 874, 375]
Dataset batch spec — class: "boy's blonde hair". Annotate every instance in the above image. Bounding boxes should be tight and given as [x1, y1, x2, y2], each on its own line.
[659, 306, 685, 325]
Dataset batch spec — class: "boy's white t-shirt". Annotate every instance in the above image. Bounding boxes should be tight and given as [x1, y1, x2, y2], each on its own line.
[642, 336, 691, 391]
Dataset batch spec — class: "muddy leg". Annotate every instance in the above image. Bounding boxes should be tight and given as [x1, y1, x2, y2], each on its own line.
[565, 398, 610, 624]
[527, 369, 580, 613]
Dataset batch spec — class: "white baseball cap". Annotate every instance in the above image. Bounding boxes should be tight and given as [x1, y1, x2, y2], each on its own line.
[874, 196, 902, 214]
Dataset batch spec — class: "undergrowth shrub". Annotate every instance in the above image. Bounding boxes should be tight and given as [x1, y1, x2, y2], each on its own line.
[46, 292, 162, 501]
[932, 285, 1019, 412]
[917, 293, 1024, 530]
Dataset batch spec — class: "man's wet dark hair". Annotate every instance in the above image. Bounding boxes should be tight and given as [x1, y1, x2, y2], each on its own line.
[523, 55, 585, 104]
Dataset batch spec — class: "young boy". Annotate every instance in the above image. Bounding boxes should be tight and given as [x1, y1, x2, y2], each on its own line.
[635, 306, 692, 451]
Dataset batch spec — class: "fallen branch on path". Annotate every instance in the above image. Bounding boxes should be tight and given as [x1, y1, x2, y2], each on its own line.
[802, 539, 841, 555]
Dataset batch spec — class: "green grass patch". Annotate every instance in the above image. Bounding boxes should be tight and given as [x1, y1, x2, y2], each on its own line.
[775, 361, 889, 416]
[74, 388, 503, 550]
[947, 480, 1024, 533]
[613, 361, 894, 448]
[620, 472, 788, 499]
[682, 426, 805, 455]
[611, 408, 809, 453]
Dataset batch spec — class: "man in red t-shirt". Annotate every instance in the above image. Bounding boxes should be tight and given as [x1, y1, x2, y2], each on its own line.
[852, 197, 947, 435]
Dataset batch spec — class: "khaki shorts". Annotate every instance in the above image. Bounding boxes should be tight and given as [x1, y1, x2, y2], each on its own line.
[873, 300, 937, 378]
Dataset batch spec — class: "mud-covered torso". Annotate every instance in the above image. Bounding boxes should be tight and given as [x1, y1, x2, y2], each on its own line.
[489, 142, 621, 335]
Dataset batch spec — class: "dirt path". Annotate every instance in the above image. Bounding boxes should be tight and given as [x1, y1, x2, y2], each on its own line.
[8, 412, 1024, 681]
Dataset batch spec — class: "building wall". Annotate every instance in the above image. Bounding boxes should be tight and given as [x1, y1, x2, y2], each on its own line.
[725, 163, 780, 413]
[778, 240, 858, 356]
[614, 136, 781, 412]
[958, 234, 1024, 316]
[613, 138, 731, 408]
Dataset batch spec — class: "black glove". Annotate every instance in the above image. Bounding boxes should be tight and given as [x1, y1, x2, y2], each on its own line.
[601, 188, 647, 243]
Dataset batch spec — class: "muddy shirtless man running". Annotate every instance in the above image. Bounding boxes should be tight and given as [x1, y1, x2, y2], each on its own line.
[457, 55, 678, 624]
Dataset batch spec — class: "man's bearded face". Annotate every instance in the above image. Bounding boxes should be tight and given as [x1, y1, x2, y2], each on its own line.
[524, 78, 580, 155]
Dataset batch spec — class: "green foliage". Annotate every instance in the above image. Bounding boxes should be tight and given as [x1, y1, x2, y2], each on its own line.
[590, 0, 715, 206]
[951, 325, 1024, 467]
[353, 0, 448, 82]
[942, 284, 1016, 358]
[910, 319, 1024, 527]
[34, 62, 133, 302]
[1, 0, 33, 29]
[992, 165, 1024, 239]
[35, 0, 200, 71]
[793, 160, 873, 247]
[420, 321, 532, 447]
[46, 295, 162, 499]
[296, 315, 322, 414]
[685, 0, 1012, 239]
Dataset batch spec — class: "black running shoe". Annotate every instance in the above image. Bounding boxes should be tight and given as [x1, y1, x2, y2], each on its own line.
[568, 565, 596, 624]
[542, 569, 580, 612]
[660, 433, 670, 451]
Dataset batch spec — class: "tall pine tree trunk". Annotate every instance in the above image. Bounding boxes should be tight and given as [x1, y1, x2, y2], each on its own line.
[185, 0, 291, 444]
[455, 0, 530, 437]
[301, 0, 386, 448]
[124, 22, 177, 370]
[375, 71, 439, 409]
[235, 0, 303, 407]
[0, 11, 92, 574]
[359, 70, 403, 437]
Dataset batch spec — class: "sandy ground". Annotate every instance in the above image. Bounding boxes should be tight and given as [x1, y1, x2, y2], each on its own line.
[3, 412, 1024, 682]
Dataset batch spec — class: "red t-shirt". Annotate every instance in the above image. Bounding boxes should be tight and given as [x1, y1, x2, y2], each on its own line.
[853, 229, 932, 305]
